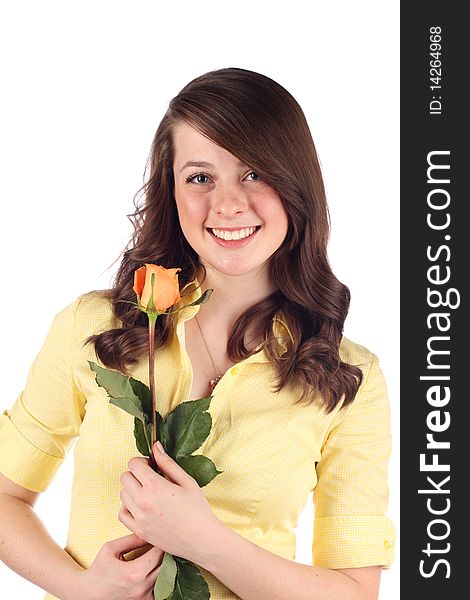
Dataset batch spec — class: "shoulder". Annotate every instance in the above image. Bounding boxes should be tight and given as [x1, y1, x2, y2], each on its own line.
[339, 336, 389, 413]
[339, 336, 388, 402]
[51, 290, 119, 343]
[339, 335, 377, 375]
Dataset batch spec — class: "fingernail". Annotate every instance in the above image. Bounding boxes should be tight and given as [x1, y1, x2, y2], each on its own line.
[156, 441, 165, 454]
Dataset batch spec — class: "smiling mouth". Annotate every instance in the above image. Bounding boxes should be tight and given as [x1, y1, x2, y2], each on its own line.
[207, 226, 261, 241]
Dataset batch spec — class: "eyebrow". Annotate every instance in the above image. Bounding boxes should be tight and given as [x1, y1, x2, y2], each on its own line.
[179, 160, 247, 173]
[179, 161, 214, 173]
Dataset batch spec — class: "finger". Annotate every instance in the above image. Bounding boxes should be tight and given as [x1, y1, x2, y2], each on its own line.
[106, 533, 150, 558]
[118, 503, 136, 532]
[120, 487, 138, 517]
[133, 545, 165, 576]
[128, 456, 161, 487]
[128, 456, 150, 469]
[145, 561, 162, 584]
[152, 442, 197, 487]
[120, 470, 143, 499]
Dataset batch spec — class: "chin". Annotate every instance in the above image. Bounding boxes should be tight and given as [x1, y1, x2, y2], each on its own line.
[203, 259, 267, 278]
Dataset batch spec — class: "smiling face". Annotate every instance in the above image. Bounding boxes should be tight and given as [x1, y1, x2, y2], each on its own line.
[172, 122, 289, 279]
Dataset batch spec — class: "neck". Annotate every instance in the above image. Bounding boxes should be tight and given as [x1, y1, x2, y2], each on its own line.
[196, 264, 276, 324]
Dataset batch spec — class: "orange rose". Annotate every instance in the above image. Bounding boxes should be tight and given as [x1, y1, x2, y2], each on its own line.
[133, 264, 181, 312]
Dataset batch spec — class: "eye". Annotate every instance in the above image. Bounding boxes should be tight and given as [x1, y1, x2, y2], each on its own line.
[185, 172, 210, 184]
[246, 171, 261, 181]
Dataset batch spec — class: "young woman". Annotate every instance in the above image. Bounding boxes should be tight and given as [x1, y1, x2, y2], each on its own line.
[0, 67, 395, 600]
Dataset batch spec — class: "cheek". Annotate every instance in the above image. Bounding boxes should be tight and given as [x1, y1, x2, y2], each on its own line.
[174, 192, 206, 228]
[265, 198, 289, 249]
[277, 204, 289, 232]
[262, 194, 289, 232]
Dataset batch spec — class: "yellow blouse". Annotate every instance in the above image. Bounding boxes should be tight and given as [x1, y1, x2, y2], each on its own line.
[0, 282, 395, 600]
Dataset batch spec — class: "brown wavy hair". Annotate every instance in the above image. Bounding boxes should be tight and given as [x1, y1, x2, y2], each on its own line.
[89, 67, 363, 412]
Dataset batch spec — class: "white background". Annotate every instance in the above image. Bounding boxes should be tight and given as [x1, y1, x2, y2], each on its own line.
[0, 1, 399, 598]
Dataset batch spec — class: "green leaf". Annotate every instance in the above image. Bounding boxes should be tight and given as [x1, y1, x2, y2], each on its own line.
[157, 411, 168, 450]
[177, 454, 223, 487]
[188, 288, 213, 307]
[167, 557, 211, 600]
[165, 397, 212, 459]
[154, 552, 177, 600]
[173, 412, 212, 459]
[129, 378, 152, 422]
[169, 289, 213, 315]
[134, 418, 152, 456]
[88, 361, 145, 422]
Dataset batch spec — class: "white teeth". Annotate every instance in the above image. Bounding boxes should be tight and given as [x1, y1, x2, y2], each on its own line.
[211, 227, 257, 240]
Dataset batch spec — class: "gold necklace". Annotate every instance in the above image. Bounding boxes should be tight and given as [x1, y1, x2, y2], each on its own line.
[194, 314, 223, 392]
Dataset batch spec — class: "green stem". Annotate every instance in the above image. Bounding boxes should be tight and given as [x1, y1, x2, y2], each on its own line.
[148, 313, 158, 471]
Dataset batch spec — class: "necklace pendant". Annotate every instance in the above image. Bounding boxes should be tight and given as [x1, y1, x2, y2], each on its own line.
[210, 374, 222, 392]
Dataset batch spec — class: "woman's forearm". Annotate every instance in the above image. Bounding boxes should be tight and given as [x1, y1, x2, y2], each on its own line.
[0, 492, 84, 600]
[199, 522, 367, 600]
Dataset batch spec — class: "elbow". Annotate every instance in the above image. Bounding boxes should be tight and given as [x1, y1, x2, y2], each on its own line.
[333, 566, 381, 600]
[0, 473, 39, 508]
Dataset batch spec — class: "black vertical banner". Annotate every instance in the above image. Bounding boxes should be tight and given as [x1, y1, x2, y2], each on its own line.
[401, 3, 467, 598]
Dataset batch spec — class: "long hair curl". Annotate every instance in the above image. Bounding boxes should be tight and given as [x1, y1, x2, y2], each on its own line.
[89, 67, 363, 412]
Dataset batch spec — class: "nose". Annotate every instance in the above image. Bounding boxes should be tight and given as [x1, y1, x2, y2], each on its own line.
[211, 182, 248, 217]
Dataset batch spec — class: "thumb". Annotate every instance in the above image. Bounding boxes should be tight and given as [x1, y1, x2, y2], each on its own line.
[152, 442, 194, 487]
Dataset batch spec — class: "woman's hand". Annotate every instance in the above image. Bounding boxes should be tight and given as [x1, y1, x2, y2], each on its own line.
[119, 442, 222, 566]
[76, 533, 163, 600]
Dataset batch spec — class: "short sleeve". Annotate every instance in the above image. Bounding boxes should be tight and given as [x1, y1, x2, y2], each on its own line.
[312, 354, 396, 569]
[0, 297, 86, 492]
